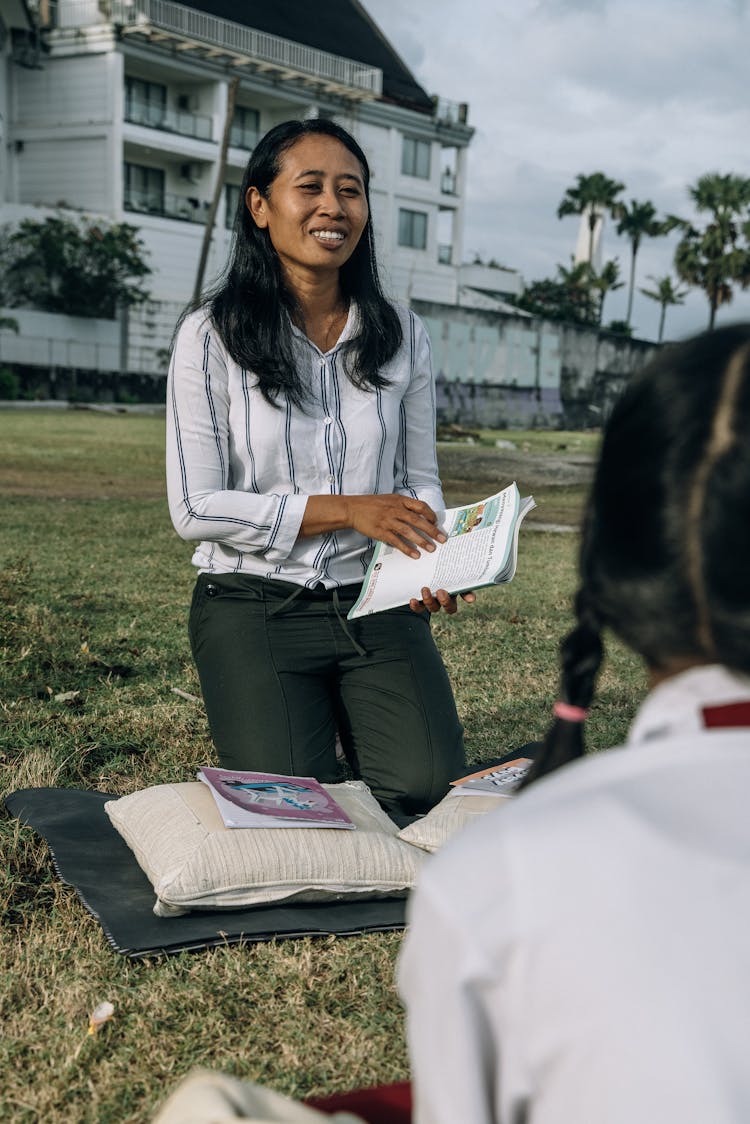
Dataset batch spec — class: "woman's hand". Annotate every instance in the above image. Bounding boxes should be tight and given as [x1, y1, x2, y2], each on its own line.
[410, 588, 477, 615]
[301, 494, 446, 558]
[347, 495, 447, 557]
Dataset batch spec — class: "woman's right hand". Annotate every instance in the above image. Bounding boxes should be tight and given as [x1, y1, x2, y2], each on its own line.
[347, 494, 447, 558]
[300, 494, 446, 558]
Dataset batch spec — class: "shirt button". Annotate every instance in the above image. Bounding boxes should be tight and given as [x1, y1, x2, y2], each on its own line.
[324, 416, 333, 425]
[327, 474, 335, 484]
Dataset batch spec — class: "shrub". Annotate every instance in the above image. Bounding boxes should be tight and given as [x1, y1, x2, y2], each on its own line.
[0, 366, 20, 400]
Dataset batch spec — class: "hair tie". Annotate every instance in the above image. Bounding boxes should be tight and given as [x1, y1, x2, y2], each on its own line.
[553, 700, 589, 723]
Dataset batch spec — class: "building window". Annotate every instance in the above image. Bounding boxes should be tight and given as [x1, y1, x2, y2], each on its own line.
[125, 77, 167, 129]
[230, 106, 260, 151]
[398, 209, 428, 250]
[225, 183, 242, 229]
[124, 162, 165, 215]
[401, 137, 431, 179]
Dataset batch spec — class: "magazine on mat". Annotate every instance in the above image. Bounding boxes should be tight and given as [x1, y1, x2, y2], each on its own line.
[449, 757, 533, 797]
[197, 767, 355, 830]
[348, 482, 535, 620]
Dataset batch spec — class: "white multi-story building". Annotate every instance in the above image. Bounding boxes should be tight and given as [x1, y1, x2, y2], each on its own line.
[0, 0, 474, 377]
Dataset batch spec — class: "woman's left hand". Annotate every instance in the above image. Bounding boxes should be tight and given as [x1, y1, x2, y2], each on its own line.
[409, 588, 477, 615]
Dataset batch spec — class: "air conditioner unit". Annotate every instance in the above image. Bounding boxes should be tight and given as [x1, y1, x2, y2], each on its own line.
[180, 162, 200, 184]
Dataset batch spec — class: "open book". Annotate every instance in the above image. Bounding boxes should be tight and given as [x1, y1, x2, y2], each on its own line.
[348, 482, 535, 620]
[197, 767, 356, 830]
[450, 757, 533, 797]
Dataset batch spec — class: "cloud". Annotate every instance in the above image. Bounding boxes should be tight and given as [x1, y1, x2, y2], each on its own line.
[363, 0, 750, 339]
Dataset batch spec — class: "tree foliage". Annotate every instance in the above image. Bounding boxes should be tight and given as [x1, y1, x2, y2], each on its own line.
[674, 173, 750, 328]
[2, 214, 151, 319]
[515, 258, 627, 329]
[613, 199, 677, 326]
[639, 274, 688, 342]
[557, 172, 625, 264]
[590, 258, 624, 325]
[514, 261, 598, 325]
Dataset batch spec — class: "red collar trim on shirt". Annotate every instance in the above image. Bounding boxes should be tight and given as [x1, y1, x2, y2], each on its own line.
[701, 701, 750, 729]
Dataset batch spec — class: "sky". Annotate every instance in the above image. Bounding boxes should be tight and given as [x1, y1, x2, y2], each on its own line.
[364, 0, 750, 342]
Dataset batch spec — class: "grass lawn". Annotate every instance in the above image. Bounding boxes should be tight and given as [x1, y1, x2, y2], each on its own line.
[0, 411, 644, 1122]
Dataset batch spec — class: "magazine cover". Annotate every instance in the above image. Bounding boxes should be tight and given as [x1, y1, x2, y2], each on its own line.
[197, 767, 355, 829]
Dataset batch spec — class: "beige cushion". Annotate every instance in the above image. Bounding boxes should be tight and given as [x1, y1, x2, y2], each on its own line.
[153, 1069, 365, 1124]
[397, 789, 508, 854]
[105, 781, 425, 917]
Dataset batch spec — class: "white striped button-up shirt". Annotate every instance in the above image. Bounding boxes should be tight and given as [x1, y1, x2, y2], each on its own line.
[166, 303, 444, 587]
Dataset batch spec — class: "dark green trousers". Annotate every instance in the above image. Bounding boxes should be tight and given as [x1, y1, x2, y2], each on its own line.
[189, 573, 465, 817]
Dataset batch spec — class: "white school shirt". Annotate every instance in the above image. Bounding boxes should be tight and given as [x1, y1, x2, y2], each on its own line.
[399, 664, 750, 1124]
[166, 303, 443, 587]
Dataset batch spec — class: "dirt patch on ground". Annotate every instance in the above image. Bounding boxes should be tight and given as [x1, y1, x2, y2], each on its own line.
[438, 445, 595, 489]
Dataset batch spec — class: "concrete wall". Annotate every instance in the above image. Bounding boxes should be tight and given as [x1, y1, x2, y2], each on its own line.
[413, 299, 657, 428]
[0, 306, 120, 369]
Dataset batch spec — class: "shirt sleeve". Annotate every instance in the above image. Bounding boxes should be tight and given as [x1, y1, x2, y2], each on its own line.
[166, 313, 306, 562]
[393, 311, 445, 513]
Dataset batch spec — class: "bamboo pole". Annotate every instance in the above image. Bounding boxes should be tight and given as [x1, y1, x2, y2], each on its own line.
[192, 77, 240, 305]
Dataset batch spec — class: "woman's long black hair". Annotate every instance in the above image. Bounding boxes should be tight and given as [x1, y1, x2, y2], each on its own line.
[521, 323, 750, 789]
[193, 118, 402, 407]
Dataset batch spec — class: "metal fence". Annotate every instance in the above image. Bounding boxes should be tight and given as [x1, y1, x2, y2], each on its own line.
[124, 100, 213, 141]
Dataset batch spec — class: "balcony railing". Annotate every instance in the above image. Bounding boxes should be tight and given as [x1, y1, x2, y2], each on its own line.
[44, 1, 382, 98]
[125, 99, 213, 141]
[432, 97, 469, 126]
[124, 188, 209, 224]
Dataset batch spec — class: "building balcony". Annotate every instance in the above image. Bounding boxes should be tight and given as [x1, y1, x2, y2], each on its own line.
[124, 187, 209, 224]
[124, 99, 213, 141]
[44, 0, 383, 100]
[431, 97, 469, 126]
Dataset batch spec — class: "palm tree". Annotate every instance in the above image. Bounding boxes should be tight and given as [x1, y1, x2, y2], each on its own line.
[691, 172, 750, 222]
[556, 258, 598, 324]
[557, 172, 625, 265]
[639, 275, 688, 342]
[614, 200, 678, 327]
[674, 172, 750, 328]
[590, 259, 625, 326]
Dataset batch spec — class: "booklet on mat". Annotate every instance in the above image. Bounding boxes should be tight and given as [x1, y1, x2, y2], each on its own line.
[348, 482, 535, 619]
[197, 768, 355, 830]
[450, 757, 533, 797]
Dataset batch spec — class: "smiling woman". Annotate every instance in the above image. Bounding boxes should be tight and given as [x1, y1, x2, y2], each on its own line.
[245, 133, 369, 352]
[166, 119, 470, 817]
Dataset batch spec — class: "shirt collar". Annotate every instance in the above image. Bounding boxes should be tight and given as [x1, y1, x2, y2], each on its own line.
[627, 664, 750, 746]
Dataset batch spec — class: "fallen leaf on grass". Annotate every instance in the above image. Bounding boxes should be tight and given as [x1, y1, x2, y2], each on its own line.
[88, 1000, 115, 1036]
[53, 690, 81, 703]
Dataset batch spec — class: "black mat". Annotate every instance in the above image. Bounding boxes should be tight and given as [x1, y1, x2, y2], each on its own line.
[5, 747, 540, 960]
[4, 788, 408, 959]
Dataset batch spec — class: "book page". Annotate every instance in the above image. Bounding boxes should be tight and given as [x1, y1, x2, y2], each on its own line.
[451, 757, 533, 796]
[349, 483, 530, 619]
